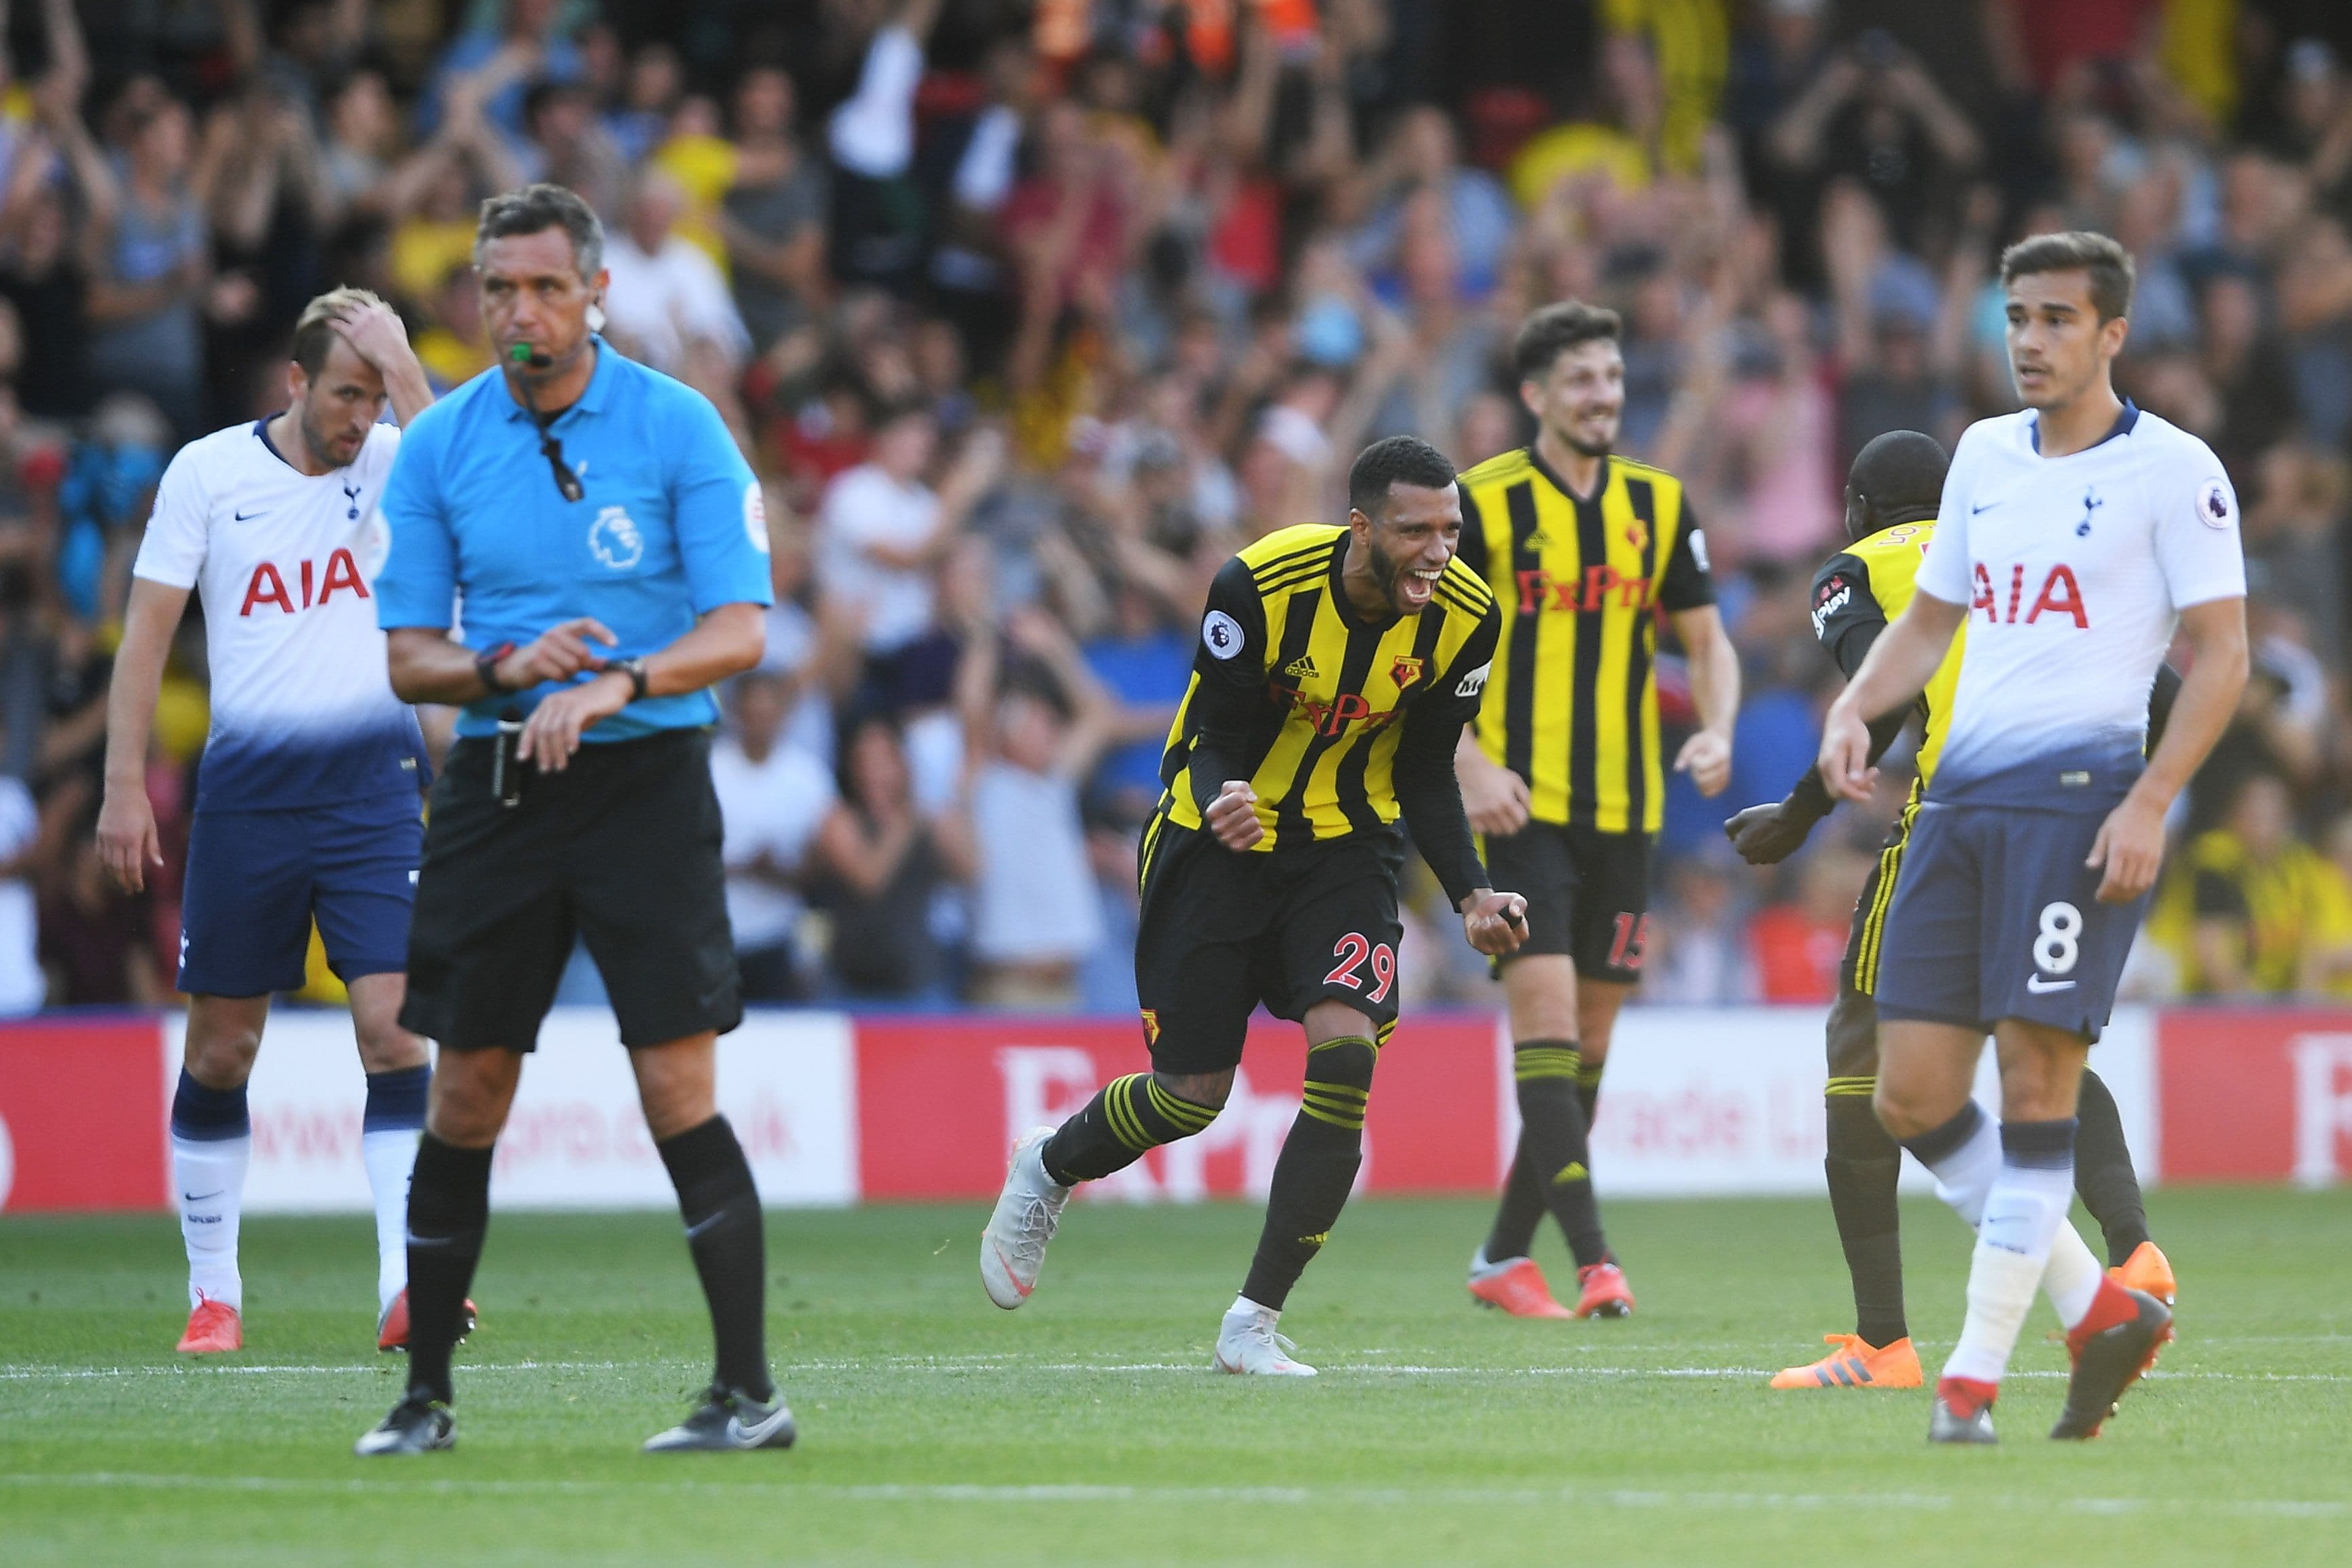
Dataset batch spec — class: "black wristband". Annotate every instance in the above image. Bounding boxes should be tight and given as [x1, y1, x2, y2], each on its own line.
[616, 656, 649, 702]
[475, 641, 517, 695]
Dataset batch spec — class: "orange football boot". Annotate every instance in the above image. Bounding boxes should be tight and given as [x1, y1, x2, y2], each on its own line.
[1572, 1261, 1634, 1318]
[1467, 1258, 1574, 1318]
[176, 1297, 243, 1355]
[1770, 1332, 1923, 1389]
[2109, 1241, 2177, 1306]
[376, 1289, 479, 1353]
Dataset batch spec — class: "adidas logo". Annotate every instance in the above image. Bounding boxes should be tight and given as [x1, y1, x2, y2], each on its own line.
[1284, 654, 1321, 679]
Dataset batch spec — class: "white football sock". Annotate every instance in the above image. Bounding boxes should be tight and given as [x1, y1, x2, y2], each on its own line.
[1913, 1102, 2001, 1227]
[361, 1128, 419, 1314]
[2039, 1217, 2106, 1328]
[1940, 1156, 2073, 1386]
[173, 1135, 251, 1312]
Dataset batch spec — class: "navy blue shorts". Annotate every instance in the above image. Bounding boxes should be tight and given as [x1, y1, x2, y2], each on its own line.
[1872, 800, 2148, 1043]
[178, 798, 423, 997]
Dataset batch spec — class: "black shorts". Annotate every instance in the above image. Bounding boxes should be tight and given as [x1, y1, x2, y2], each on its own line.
[1133, 818, 1404, 1075]
[1840, 791, 1921, 997]
[402, 728, 741, 1052]
[1479, 822, 1652, 982]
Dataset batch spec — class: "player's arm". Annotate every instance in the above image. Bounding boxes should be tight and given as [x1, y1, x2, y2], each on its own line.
[1818, 587, 1967, 803]
[1448, 484, 1530, 835]
[1187, 555, 1272, 852]
[96, 577, 191, 894]
[2088, 596, 2247, 904]
[1728, 554, 1912, 863]
[1400, 607, 1525, 957]
[1660, 499, 1734, 796]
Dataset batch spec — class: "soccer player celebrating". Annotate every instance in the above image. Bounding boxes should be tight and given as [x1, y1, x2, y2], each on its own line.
[1819, 233, 2247, 1443]
[1728, 429, 2177, 1393]
[979, 435, 1527, 1374]
[99, 289, 440, 1355]
[1449, 302, 1739, 1318]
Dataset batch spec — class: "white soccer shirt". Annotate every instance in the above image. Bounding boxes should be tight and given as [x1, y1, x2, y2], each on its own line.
[1916, 403, 2245, 798]
[132, 418, 427, 812]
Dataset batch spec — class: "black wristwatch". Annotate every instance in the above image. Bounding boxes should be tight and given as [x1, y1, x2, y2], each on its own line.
[613, 656, 649, 702]
[475, 641, 518, 694]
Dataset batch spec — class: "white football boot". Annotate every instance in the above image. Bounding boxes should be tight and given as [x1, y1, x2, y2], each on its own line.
[1213, 1300, 1318, 1376]
[980, 1128, 1071, 1309]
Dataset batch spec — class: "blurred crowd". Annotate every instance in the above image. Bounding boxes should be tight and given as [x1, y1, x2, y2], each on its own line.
[2, 0, 2350, 1017]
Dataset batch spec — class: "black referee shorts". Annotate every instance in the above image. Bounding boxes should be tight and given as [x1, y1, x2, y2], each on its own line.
[1133, 817, 1404, 1076]
[401, 728, 741, 1052]
[1479, 821, 1652, 982]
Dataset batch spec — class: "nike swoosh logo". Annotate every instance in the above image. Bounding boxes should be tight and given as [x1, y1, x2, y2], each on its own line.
[1971, 501, 1998, 514]
[683, 1211, 730, 1240]
[234, 510, 264, 521]
[182, 1191, 223, 1202]
[726, 1406, 791, 1446]
[2026, 975, 2076, 993]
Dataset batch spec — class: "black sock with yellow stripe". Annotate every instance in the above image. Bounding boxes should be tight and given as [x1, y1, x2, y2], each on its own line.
[1241, 1035, 1376, 1310]
[1039, 1073, 1219, 1186]
[1823, 1084, 1906, 1348]
[1503, 1039, 1607, 1268]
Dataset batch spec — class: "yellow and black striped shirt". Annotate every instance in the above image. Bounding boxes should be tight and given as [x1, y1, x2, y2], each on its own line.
[1455, 448, 1715, 834]
[1156, 524, 1501, 903]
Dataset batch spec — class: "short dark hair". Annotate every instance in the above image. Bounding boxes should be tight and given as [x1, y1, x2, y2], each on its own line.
[2000, 231, 2135, 322]
[474, 182, 604, 278]
[290, 287, 392, 378]
[1514, 300, 1622, 382]
[1349, 435, 1457, 519]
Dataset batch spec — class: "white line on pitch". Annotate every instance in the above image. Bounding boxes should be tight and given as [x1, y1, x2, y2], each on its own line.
[0, 1473, 2343, 1519]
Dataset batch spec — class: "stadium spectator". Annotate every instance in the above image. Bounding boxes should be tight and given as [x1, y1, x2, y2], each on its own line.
[812, 713, 972, 1003]
[1747, 846, 1871, 1003]
[711, 672, 834, 1003]
[2152, 772, 2352, 997]
[601, 170, 751, 382]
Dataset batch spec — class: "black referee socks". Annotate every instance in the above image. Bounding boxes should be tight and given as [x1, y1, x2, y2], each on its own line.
[1241, 1035, 1376, 1311]
[656, 1116, 774, 1402]
[405, 1133, 493, 1405]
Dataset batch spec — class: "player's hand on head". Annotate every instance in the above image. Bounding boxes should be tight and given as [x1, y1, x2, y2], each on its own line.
[330, 301, 415, 370]
[1673, 729, 1733, 798]
[95, 787, 162, 895]
[1725, 802, 1806, 865]
[1205, 781, 1263, 851]
[1461, 889, 1529, 957]
[1816, 702, 1876, 804]
[510, 618, 618, 687]
[1459, 753, 1531, 836]
[2088, 794, 2167, 904]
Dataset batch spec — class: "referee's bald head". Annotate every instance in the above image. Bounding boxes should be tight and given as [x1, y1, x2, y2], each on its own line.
[1844, 430, 1948, 542]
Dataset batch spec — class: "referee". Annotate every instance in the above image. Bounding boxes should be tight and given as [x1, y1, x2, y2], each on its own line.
[355, 184, 787, 1456]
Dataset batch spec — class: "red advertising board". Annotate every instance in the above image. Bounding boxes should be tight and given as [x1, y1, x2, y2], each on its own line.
[856, 1013, 1503, 1200]
[2158, 1008, 2352, 1184]
[0, 1018, 168, 1212]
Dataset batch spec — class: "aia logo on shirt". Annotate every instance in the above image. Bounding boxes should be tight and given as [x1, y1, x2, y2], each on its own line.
[239, 549, 369, 616]
[1970, 562, 2087, 627]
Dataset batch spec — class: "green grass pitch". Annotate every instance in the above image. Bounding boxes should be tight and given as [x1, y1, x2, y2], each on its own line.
[3, 1190, 2348, 1567]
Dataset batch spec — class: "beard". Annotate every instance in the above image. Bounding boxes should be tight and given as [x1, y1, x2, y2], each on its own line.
[1561, 418, 1616, 459]
[1366, 535, 1406, 609]
[298, 406, 359, 469]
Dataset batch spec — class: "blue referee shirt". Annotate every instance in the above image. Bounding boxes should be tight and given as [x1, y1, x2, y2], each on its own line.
[374, 340, 772, 741]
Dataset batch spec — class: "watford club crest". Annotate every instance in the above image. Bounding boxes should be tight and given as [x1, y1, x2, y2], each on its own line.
[1389, 655, 1425, 690]
[1624, 517, 1650, 554]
